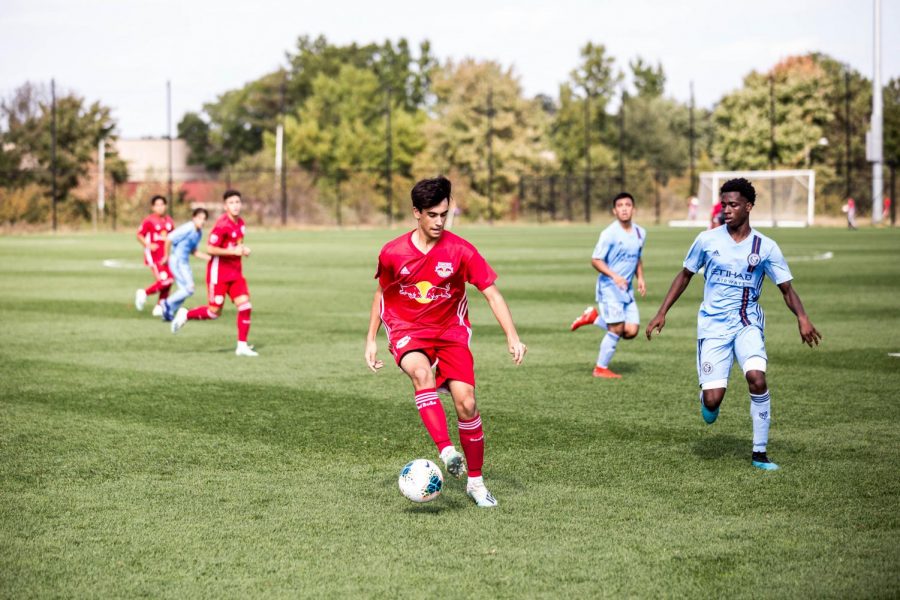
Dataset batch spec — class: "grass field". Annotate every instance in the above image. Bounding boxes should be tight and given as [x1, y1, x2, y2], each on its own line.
[1, 224, 899, 598]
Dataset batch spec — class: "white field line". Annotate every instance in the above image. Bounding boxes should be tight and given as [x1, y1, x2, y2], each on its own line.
[102, 259, 145, 269]
[786, 251, 834, 262]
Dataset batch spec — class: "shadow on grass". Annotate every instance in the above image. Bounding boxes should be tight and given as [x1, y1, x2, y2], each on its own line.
[693, 433, 801, 462]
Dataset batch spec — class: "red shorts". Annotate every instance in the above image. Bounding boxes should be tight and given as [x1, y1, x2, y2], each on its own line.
[207, 277, 249, 307]
[391, 336, 475, 391]
[149, 261, 173, 284]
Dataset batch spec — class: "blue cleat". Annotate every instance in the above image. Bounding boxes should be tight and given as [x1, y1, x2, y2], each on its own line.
[700, 394, 719, 424]
[751, 451, 779, 471]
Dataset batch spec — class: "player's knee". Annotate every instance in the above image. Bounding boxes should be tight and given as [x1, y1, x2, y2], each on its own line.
[410, 367, 434, 388]
[608, 322, 625, 336]
[702, 388, 725, 410]
[454, 394, 477, 420]
[622, 325, 639, 339]
[234, 294, 250, 305]
[746, 370, 767, 394]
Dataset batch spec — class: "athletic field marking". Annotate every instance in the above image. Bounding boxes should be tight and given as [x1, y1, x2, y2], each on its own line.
[888, 353, 900, 358]
[102, 259, 145, 270]
[787, 251, 833, 262]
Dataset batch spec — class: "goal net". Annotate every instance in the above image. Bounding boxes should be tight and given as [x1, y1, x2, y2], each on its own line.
[695, 170, 816, 227]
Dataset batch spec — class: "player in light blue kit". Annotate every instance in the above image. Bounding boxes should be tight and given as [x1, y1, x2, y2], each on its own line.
[646, 178, 821, 470]
[161, 208, 210, 321]
[571, 192, 646, 378]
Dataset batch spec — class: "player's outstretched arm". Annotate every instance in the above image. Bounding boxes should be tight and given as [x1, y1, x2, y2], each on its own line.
[777, 281, 821, 347]
[365, 286, 385, 373]
[480, 284, 527, 365]
[646, 268, 694, 340]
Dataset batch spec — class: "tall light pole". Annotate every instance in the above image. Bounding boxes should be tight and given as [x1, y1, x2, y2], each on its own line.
[51, 78, 58, 232]
[166, 80, 173, 208]
[385, 85, 394, 226]
[487, 87, 495, 224]
[869, 0, 884, 223]
[583, 87, 591, 223]
[689, 81, 696, 196]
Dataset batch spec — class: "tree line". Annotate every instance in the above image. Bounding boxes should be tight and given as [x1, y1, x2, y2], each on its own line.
[2, 34, 899, 226]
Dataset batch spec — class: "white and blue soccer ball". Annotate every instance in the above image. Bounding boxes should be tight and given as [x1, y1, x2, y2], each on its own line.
[398, 459, 443, 503]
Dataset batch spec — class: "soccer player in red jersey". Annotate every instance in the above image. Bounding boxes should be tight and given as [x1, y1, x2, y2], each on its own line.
[134, 195, 175, 316]
[365, 176, 527, 508]
[171, 190, 256, 357]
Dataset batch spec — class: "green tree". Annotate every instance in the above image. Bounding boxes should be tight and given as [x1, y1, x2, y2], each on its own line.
[417, 59, 549, 219]
[1, 81, 125, 207]
[881, 77, 900, 168]
[713, 56, 833, 170]
[630, 57, 665, 98]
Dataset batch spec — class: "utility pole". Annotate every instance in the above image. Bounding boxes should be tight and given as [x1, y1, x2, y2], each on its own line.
[845, 69, 853, 200]
[97, 138, 105, 230]
[689, 81, 696, 196]
[583, 88, 591, 223]
[769, 74, 778, 226]
[166, 80, 173, 208]
[277, 73, 287, 225]
[487, 87, 495, 224]
[385, 85, 394, 226]
[51, 78, 58, 232]
[869, 0, 884, 223]
[618, 90, 626, 189]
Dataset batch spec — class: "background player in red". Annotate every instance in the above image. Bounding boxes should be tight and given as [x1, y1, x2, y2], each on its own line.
[364, 176, 527, 508]
[134, 195, 174, 316]
[171, 190, 256, 357]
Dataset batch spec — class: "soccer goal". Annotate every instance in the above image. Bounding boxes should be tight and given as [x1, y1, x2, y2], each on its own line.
[695, 170, 816, 227]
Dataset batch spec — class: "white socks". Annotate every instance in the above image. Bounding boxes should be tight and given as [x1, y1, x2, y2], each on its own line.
[750, 390, 771, 452]
[597, 332, 620, 368]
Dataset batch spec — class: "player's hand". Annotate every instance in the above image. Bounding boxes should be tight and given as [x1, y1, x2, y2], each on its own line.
[798, 316, 821, 347]
[637, 277, 646, 297]
[242, 246, 252, 257]
[646, 313, 666, 340]
[148, 242, 159, 251]
[508, 339, 527, 365]
[613, 275, 628, 290]
[160, 255, 168, 264]
[365, 339, 384, 373]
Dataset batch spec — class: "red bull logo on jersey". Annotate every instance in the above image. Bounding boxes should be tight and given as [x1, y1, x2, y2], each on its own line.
[399, 281, 452, 304]
[435, 261, 454, 278]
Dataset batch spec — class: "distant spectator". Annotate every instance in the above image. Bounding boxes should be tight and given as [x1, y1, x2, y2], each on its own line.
[883, 196, 892, 222]
[687, 196, 699, 221]
[842, 198, 857, 230]
[709, 201, 725, 229]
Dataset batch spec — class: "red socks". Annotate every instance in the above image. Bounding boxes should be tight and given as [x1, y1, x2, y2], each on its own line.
[187, 306, 218, 320]
[458, 414, 484, 477]
[415, 388, 452, 452]
[237, 302, 252, 343]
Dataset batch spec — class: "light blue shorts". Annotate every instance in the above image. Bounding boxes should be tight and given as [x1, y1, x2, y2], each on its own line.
[598, 299, 639, 325]
[696, 326, 767, 389]
[169, 258, 195, 292]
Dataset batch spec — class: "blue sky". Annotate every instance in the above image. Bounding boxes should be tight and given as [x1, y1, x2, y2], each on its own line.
[1, 0, 897, 138]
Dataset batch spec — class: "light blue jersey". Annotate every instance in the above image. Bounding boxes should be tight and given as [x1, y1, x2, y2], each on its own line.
[592, 221, 646, 304]
[169, 221, 203, 264]
[683, 226, 792, 340]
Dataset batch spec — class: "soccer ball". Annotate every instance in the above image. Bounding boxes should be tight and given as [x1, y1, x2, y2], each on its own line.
[398, 459, 443, 503]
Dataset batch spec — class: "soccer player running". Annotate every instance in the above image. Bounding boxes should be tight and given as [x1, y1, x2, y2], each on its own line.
[570, 192, 646, 378]
[171, 190, 257, 357]
[160, 208, 210, 321]
[646, 178, 821, 470]
[365, 176, 527, 508]
[135, 195, 175, 316]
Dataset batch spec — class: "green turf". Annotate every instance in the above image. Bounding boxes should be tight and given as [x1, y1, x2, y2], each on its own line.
[1, 225, 899, 598]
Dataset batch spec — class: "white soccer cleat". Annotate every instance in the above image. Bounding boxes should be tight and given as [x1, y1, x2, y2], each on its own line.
[171, 308, 188, 334]
[151, 303, 164, 318]
[439, 446, 466, 479]
[135, 289, 147, 311]
[235, 342, 258, 357]
[466, 479, 498, 508]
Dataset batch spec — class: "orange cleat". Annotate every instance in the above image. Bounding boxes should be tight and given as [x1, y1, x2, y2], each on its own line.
[592, 366, 621, 379]
[571, 306, 599, 331]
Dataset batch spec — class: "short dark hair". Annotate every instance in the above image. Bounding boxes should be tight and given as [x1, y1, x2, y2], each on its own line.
[411, 176, 451, 211]
[223, 189, 242, 201]
[720, 178, 756, 204]
[150, 194, 167, 206]
[192, 207, 209, 218]
[612, 192, 635, 207]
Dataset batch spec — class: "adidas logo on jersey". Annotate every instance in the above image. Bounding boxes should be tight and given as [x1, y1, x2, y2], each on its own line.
[712, 250, 720, 256]
[400, 266, 410, 275]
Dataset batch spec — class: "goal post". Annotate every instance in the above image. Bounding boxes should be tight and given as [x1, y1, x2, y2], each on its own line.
[672, 169, 816, 227]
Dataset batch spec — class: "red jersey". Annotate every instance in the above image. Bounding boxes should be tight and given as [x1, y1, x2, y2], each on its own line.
[376, 230, 497, 345]
[207, 213, 246, 284]
[138, 214, 174, 265]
